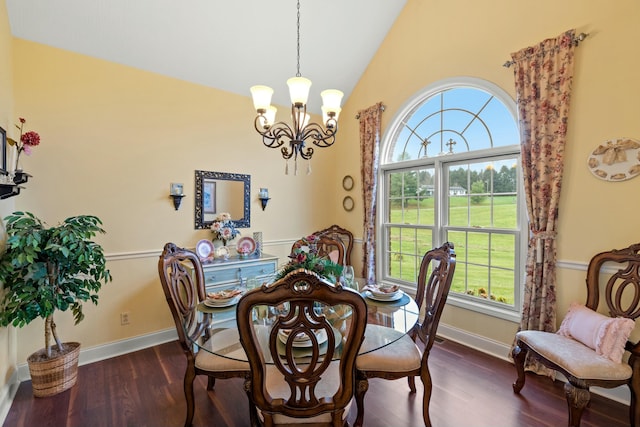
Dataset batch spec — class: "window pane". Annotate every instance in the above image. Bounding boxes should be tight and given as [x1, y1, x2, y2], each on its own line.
[387, 86, 519, 163]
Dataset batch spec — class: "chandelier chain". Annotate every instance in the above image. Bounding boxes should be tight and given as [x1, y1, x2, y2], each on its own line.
[296, 0, 301, 77]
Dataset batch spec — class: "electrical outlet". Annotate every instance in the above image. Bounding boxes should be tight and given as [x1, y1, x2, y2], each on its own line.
[120, 312, 130, 325]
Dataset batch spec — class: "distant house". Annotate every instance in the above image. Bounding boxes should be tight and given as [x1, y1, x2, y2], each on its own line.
[419, 185, 467, 196]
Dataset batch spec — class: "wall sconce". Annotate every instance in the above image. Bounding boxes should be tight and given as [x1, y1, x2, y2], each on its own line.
[258, 187, 270, 211]
[0, 170, 31, 200]
[169, 183, 185, 210]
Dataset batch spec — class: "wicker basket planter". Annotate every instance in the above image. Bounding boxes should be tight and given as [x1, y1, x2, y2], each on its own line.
[27, 342, 80, 397]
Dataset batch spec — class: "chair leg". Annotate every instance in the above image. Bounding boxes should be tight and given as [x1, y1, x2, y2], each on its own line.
[354, 374, 369, 427]
[420, 365, 433, 427]
[512, 341, 527, 394]
[207, 376, 216, 390]
[628, 353, 640, 426]
[244, 377, 260, 427]
[407, 375, 417, 393]
[183, 362, 196, 427]
[564, 382, 590, 427]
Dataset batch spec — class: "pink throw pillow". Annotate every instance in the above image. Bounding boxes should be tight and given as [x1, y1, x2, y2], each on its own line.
[557, 302, 635, 363]
[328, 250, 340, 264]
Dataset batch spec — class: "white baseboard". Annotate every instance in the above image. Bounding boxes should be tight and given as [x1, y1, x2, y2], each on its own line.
[17, 328, 178, 381]
[0, 370, 19, 426]
[437, 322, 631, 406]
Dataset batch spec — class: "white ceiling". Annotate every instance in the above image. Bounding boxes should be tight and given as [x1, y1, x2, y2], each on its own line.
[5, 0, 407, 114]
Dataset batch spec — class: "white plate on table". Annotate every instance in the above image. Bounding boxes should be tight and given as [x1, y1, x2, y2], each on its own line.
[278, 328, 328, 348]
[364, 290, 404, 302]
[203, 295, 241, 308]
[195, 239, 214, 260]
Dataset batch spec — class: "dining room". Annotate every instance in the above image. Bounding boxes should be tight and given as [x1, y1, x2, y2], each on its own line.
[1, 0, 640, 426]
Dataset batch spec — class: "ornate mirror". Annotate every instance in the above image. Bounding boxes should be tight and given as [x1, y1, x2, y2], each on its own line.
[194, 170, 250, 229]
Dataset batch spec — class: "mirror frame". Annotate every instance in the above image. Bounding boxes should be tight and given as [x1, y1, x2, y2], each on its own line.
[194, 170, 251, 229]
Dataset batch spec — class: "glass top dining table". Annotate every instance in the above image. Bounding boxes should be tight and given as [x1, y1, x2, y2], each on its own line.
[187, 287, 420, 363]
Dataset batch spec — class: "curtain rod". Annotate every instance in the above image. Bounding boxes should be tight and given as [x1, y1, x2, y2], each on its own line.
[355, 104, 386, 119]
[502, 32, 588, 68]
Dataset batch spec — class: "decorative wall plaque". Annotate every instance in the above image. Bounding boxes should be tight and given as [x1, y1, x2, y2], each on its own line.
[587, 138, 640, 181]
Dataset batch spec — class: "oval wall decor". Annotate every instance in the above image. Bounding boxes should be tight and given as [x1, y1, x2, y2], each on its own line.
[587, 138, 640, 181]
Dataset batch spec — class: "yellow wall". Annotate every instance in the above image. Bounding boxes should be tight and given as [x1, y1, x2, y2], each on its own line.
[334, 0, 640, 346]
[7, 38, 343, 362]
[0, 0, 16, 417]
[1, 0, 639, 385]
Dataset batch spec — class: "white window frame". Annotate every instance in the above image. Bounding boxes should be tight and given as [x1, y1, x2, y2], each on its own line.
[376, 77, 527, 323]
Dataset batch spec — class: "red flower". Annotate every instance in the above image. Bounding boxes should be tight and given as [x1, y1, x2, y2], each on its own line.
[7, 117, 41, 172]
[21, 131, 40, 147]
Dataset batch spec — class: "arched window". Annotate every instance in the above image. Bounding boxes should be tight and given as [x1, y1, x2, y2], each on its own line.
[378, 77, 525, 320]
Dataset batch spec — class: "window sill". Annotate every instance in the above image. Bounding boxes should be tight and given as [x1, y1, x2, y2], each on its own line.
[446, 294, 522, 323]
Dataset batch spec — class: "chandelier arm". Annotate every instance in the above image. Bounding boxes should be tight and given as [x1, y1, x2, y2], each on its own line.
[300, 123, 338, 148]
[254, 118, 296, 149]
[298, 145, 314, 160]
[281, 145, 294, 160]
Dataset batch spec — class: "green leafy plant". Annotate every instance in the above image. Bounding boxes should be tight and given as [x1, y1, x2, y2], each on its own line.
[0, 211, 112, 358]
[275, 234, 343, 282]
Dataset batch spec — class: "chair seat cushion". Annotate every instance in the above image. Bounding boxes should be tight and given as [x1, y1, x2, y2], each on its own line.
[195, 349, 249, 372]
[356, 333, 422, 372]
[516, 330, 632, 381]
[257, 361, 351, 424]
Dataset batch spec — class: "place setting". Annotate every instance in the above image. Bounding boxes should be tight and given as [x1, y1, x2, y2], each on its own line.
[275, 327, 342, 358]
[361, 283, 410, 307]
[202, 288, 244, 309]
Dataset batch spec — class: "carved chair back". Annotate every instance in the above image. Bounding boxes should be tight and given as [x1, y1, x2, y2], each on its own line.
[314, 225, 354, 266]
[237, 269, 367, 426]
[413, 242, 457, 352]
[158, 242, 207, 354]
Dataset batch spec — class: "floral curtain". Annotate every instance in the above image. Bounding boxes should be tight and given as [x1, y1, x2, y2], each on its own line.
[510, 30, 576, 371]
[359, 102, 383, 285]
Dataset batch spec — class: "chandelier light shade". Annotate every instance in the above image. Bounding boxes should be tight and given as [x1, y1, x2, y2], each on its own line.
[250, 0, 343, 175]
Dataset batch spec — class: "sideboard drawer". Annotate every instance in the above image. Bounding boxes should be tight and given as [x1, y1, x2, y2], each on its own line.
[186, 253, 279, 294]
[203, 262, 276, 285]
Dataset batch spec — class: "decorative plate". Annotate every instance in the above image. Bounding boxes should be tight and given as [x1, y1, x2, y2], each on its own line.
[195, 239, 214, 260]
[215, 246, 230, 259]
[587, 138, 640, 181]
[236, 236, 256, 255]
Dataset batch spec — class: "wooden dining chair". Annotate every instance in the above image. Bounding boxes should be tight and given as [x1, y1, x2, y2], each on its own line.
[512, 243, 640, 427]
[354, 242, 456, 427]
[291, 235, 347, 266]
[237, 268, 367, 427]
[158, 242, 250, 427]
[314, 225, 354, 266]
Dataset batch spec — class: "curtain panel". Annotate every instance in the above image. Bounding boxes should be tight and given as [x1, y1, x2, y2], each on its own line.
[510, 29, 576, 372]
[358, 102, 383, 285]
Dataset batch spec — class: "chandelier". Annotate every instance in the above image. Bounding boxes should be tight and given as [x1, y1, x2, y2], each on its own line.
[250, 0, 343, 175]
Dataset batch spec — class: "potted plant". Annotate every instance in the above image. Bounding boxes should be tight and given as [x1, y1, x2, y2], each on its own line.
[0, 211, 112, 397]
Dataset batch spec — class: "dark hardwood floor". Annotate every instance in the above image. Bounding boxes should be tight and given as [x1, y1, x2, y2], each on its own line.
[3, 338, 629, 427]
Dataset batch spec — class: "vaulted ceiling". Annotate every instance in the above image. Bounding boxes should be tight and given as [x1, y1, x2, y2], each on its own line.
[6, 0, 407, 113]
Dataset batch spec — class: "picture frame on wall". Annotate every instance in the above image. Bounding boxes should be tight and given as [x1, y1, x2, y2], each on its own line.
[0, 126, 6, 173]
[202, 181, 216, 214]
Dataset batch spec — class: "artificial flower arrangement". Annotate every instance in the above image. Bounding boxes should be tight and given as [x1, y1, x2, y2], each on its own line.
[275, 234, 343, 282]
[7, 117, 41, 172]
[210, 212, 240, 245]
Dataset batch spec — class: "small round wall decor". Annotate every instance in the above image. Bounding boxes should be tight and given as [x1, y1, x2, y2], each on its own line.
[587, 138, 640, 181]
[342, 175, 354, 191]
